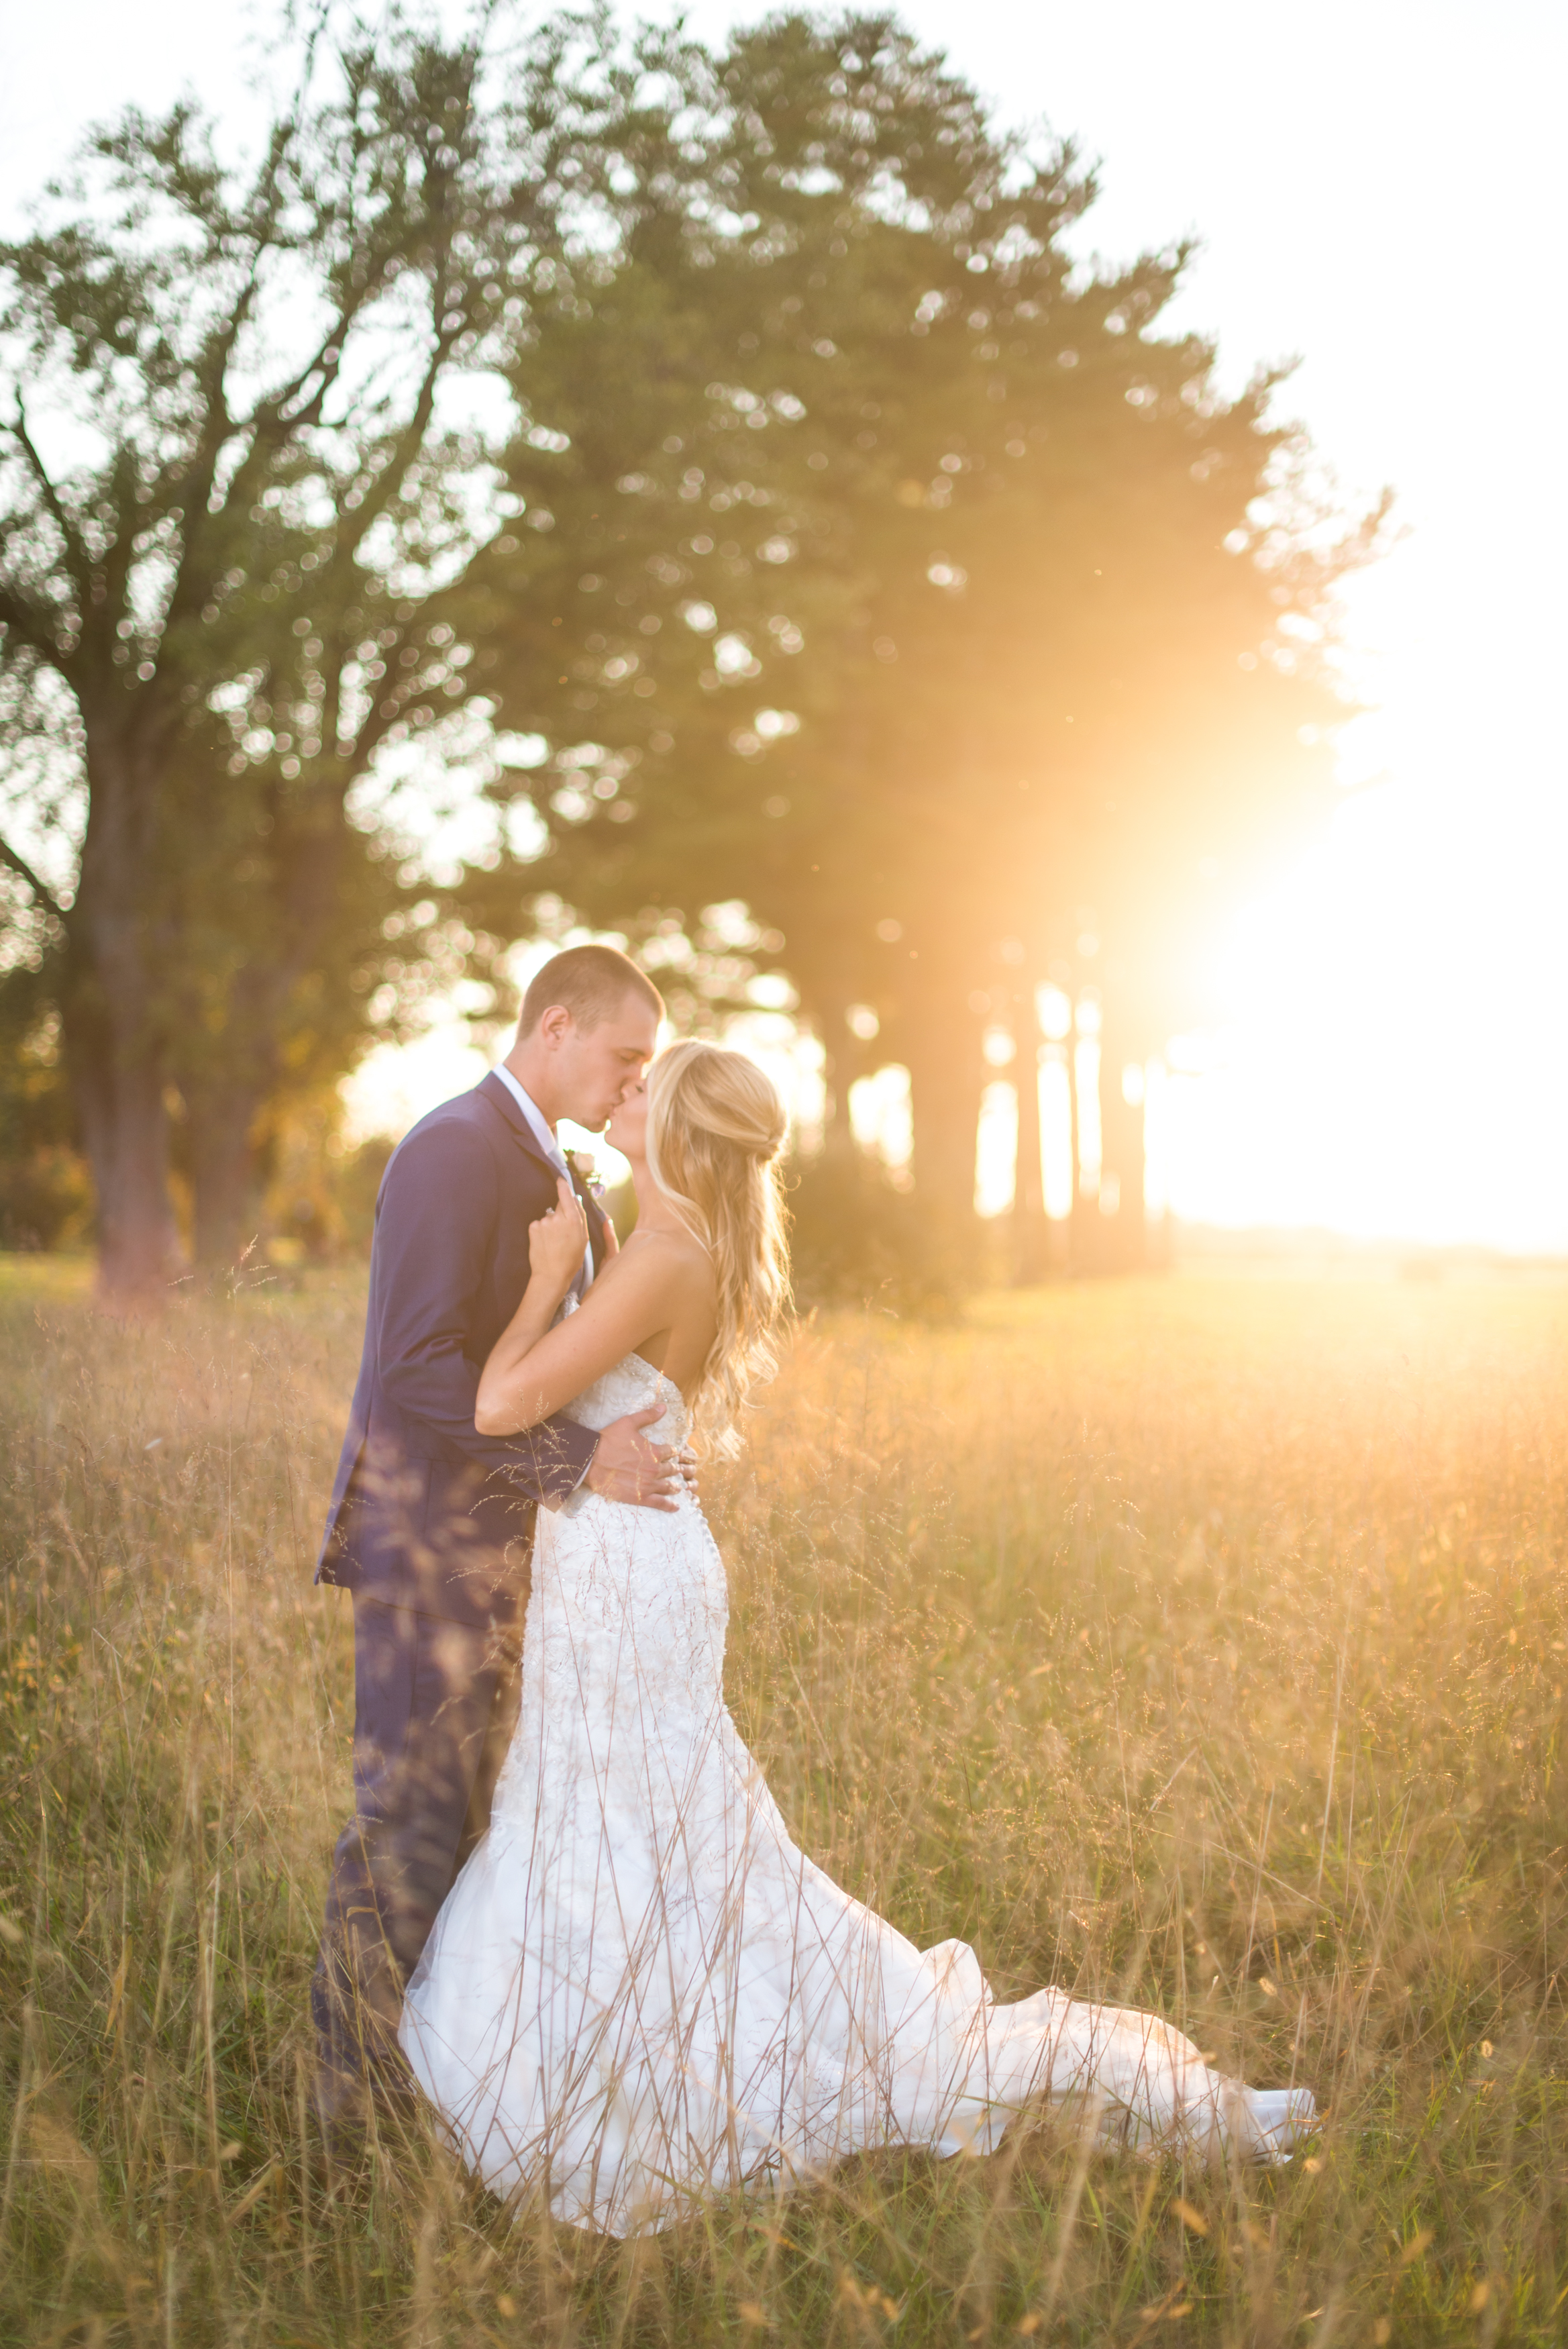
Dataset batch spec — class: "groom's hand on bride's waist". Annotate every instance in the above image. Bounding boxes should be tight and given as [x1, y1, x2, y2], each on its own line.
[584, 1407, 692, 1510]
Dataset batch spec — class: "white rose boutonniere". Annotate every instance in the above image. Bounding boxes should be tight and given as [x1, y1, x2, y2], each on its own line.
[566, 1149, 608, 1205]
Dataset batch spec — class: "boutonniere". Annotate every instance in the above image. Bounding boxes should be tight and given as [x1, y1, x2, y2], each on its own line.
[566, 1150, 608, 1204]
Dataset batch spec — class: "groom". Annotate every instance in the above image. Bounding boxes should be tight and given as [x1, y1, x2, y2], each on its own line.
[312, 942, 680, 2145]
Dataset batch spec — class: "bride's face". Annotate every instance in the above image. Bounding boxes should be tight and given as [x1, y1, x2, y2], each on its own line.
[606, 1075, 649, 1160]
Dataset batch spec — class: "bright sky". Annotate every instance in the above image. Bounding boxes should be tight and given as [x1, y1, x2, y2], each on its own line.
[5, 2, 1564, 1249]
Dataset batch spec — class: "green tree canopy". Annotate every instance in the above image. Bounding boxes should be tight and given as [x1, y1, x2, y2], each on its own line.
[0, 5, 1385, 1293]
[0, 3, 699, 1293]
[460, 9, 1383, 1240]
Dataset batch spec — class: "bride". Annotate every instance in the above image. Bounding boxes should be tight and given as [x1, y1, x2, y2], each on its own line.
[401, 1039, 1315, 2234]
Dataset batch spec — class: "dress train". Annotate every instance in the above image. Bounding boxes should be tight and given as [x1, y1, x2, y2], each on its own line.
[402, 1357, 1314, 2234]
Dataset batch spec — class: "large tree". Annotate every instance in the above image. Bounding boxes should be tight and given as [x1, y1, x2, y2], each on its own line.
[0, 4, 700, 1294]
[1, 4, 1382, 1291]
[459, 11, 1382, 1255]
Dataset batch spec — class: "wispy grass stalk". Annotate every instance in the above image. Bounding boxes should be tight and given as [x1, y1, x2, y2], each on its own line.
[1, 1260, 1564, 2342]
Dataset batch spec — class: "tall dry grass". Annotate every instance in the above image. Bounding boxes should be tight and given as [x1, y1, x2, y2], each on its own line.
[1, 1257, 1565, 2344]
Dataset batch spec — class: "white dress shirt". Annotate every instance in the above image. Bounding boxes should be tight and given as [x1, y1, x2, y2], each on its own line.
[492, 1063, 594, 1299]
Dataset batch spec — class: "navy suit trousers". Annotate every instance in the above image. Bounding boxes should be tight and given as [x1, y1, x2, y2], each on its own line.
[311, 1593, 521, 2105]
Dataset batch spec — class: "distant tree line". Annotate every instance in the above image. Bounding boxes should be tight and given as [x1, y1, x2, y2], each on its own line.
[0, 5, 1383, 1297]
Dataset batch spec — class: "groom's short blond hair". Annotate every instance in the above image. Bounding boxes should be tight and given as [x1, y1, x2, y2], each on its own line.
[519, 943, 663, 1036]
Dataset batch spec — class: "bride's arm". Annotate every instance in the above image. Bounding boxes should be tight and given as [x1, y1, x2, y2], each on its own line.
[475, 1197, 686, 1436]
[480, 1174, 586, 1395]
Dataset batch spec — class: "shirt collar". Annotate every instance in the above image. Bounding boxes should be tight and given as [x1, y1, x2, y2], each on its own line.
[492, 1063, 566, 1169]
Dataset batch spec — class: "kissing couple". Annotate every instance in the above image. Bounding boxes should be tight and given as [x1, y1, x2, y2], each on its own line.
[312, 942, 1315, 2234]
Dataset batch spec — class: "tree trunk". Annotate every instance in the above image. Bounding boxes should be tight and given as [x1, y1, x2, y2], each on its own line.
[1098, 1022, 1147, 1275]
[63, 737, 181, 1301]
[68, 1023, 178, 1299]
[896, 988, 985, 1246]
[177, 791, 345, 1264]
[186, 1083, 268, 1268]
[1009, 987, 1048, 1284]
[1068, 1022, 1096, 1275]
[816, 1026, 860, 1166]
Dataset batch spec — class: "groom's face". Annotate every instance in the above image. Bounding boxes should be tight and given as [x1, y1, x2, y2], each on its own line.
[550, 994, 660, 1130]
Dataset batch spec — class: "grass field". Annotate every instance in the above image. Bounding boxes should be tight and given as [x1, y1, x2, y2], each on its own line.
[1, 1256, 1565, 2345]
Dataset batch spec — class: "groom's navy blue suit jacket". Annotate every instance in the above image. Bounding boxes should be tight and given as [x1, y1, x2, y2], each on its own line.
[315, 1070, 609, 1629]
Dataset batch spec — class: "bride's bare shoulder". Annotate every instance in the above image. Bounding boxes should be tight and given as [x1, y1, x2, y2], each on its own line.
[621, 1225, 715, 1293]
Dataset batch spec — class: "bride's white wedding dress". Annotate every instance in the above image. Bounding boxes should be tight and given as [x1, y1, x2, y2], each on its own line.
[401, 1355, 1314, 2234]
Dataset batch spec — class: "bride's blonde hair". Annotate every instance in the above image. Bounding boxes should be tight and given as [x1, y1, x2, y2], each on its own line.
[644, 1039, 790, 1455]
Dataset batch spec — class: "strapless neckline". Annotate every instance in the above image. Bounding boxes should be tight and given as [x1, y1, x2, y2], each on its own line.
[557, 1346, 691, 1448]
[625, 1350, 687, 1405]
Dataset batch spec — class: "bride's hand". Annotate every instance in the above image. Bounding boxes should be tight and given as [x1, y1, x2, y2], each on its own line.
[527, 1176, 589, 1295]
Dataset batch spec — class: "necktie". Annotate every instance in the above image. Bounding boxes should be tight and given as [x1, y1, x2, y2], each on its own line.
[547, 1144, 594, 1302]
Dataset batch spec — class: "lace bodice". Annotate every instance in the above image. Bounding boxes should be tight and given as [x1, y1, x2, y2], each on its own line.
[561, 1349, 690, 1448]
[488, 1346, 724, 1831]
[554, 1350, 690, 1527]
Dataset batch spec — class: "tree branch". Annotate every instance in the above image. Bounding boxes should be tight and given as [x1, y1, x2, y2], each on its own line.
[209, 272, 390, 546]
[0, 583, 68, 674]
[9, 400, 91, 601]
[0, 829, 66, 921]
[330, 326, 456, 577]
